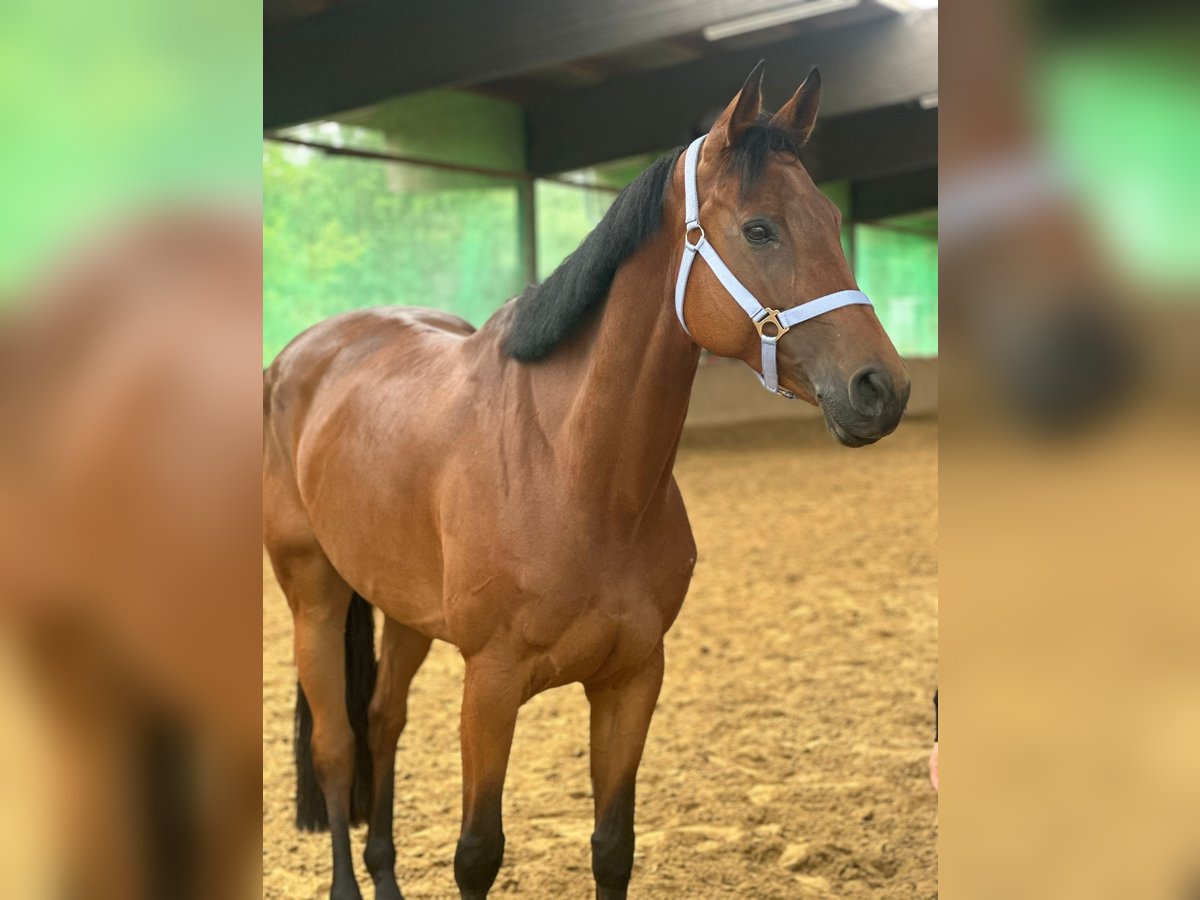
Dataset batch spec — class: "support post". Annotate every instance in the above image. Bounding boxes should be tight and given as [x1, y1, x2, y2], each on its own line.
[517, 179, 538, 288]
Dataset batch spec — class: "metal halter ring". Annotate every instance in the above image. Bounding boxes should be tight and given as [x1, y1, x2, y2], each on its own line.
[684, 222, 706, 249]
[754, 308, 789, 342]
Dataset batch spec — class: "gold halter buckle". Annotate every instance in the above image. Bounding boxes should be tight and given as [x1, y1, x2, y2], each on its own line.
[754, 309, 789, 342]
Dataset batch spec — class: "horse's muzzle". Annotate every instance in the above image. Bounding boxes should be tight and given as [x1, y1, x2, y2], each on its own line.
[821, 365, 911, 447]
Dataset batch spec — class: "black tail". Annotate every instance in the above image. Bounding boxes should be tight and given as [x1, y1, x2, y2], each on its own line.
[294, 592, 377, 831]
[141, 712, 199, 900]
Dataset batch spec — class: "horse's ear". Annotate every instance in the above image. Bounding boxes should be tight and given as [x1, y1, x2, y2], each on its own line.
[769, 66, 822, 146]
[709, 60, 766, 151]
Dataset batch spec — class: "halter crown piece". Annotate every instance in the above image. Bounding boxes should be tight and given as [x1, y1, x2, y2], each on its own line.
[673, 134, 873, 398]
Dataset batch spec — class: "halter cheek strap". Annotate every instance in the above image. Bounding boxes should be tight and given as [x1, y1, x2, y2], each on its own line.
[673, 134, 873, 398]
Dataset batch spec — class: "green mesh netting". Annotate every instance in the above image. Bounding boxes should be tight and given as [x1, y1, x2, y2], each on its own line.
[263, 139, 524, 363]
[853, 213, 939, 358]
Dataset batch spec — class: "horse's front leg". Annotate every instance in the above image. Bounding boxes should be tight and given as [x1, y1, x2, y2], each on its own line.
[585, 645, 665, 900]
[455, 655, 523, 900]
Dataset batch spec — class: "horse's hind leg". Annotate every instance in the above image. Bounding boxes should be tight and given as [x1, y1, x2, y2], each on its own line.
[272, 545, 366, 900]
[585, 645, 665, 900]
[454, 656, 524, 900]
[363, 618, 432, 900]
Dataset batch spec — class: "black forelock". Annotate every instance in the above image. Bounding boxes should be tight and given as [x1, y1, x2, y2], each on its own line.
[725, 119, 804, 198]
[502, 121, 802, 362]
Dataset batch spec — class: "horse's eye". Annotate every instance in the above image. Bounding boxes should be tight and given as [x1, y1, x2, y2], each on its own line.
[743, 223, 773, 244]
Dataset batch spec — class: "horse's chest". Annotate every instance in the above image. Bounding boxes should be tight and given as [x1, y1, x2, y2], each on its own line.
[446, 541, 693, 684]
[513, 586, 668, 690]
[535, 543, 693, 651]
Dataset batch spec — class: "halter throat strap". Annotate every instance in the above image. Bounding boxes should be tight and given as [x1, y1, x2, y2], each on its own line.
[673, 134, 872, 397]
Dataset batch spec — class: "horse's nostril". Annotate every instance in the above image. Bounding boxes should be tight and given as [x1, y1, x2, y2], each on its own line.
[848, 366, 891, 418]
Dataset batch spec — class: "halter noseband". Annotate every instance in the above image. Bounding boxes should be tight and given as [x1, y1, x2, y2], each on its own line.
[673, 134, 873, 398]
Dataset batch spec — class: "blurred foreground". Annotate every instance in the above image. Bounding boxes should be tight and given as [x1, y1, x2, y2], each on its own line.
[941, 1, 1200, 898]
[0, 211, 263, 899]
[0, 0, 261, 897]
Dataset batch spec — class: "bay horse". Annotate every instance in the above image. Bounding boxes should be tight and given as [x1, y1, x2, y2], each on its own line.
[263, 63, 909, 900]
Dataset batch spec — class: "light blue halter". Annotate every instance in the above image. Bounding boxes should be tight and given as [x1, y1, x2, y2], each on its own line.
[673, 134, 873, 398]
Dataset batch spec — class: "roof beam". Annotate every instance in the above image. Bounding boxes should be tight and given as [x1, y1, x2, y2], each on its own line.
[526, 11, 936, 174]
[851, 167, 938, 221]
[803, 103, 937, 184]
[265, 0, 905, 129]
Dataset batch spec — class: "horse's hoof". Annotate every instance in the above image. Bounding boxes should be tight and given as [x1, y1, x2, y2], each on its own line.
[374, 879, 404, 900]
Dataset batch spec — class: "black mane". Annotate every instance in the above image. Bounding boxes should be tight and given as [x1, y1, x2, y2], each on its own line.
[502, 150, 681, 361]
[502, 121, 801, 361]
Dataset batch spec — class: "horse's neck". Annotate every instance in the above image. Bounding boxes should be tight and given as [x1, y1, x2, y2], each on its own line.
[556, 230, 700, 519]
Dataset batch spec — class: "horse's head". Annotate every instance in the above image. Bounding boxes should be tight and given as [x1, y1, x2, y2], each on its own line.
[676, 63, 910, 447]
